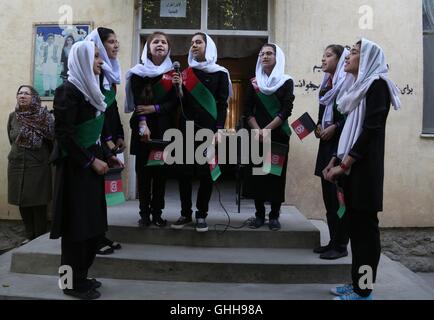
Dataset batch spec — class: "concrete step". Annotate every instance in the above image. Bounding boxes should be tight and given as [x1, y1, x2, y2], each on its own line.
[10, 235, 351, 284]
[106, 203, 320, 249]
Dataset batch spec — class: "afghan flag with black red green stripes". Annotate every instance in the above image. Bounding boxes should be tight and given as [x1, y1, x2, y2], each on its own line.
[336, 184, 346, 219]
[152, 71, 175, 102]
[251, 78, 291, 137]
[262, 142, 289, 177]
[147, 149, 165, 167]
[183, 67, 218, 120]
[105, 168, 126, 207]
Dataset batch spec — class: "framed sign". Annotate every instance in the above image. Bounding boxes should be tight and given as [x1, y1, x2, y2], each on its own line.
[32, 23, 93, 100]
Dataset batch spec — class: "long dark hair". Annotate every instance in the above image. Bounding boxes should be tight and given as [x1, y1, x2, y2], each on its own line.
[325, 44, 345, 59]
[98, 27, 115, 43]
[63, 35, 75, 49]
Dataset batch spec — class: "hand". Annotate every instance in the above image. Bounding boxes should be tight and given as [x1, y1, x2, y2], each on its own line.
[320, 124, 337, 141]
[136, 105, 156, 115]
[108, 156, 125, 169]
[139, 125, 151, 143]
[172, 73, 182, 86]
[325, 166, 345, 183]
[115, 138, 126, 153]
[322, 157, 337, 180]
[315, 125, 322, 139]
[91, 158, 109, 176]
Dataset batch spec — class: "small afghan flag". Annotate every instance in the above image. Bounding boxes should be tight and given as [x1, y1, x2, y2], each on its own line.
[146, 139, 170, 167]
[262, 142, 288, 177]
[183, 67, 218, 120]
[105, 168, 125, 207]
[153, 71, 175, 102]
[207, 147, 222, 182]
[336, 184, 346, 219]
[291, 112, 316, 141]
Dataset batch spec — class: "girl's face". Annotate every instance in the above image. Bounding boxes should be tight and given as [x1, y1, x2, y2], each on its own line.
[260, 46, 276, 70]
[104, 33, 119, 59]
[93, 46, 104, 75]
[149, 35, 169, 61]
[191, 35, 206, 61]
[16, 87, 32, 107]
[322, 48, 339, 74]
[66, 37, 74, 46]
[345, 43, 361, 76]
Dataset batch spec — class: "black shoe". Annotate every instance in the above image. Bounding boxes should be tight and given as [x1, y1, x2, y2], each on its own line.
[103, 237, 122, 250]
[320, 249, 348, 260]
[87, 278, 102, 289]
[195, 218, 209, 233]
[313, 244, 332, 254]
[63, 288, 101, 300]
[171, 216, 193, 230]
[248, 217, 265, 229]
[153, 215, 168, 228]
[96, 244, 114, 255]
[269, 219, 281, 231]
[138, 215, 152, 227]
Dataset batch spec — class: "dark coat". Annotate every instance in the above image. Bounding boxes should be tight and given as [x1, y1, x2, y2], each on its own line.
[178, 69, 230, 177]
[7, 112, 53, 207]
[50, 81, 110, 242]
[129, 73, 178, 172]
[243, 79, 295, 203]
[314, 88, 346, 177]
[344, 79, 391, 212]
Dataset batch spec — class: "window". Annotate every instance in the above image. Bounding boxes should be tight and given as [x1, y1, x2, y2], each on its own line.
[140, 0, 270, 36]
[423, 0, 434, 134]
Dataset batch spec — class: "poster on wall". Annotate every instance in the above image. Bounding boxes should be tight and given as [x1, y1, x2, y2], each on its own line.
[32, 23, 92, 100]
[160, 0, 187, 18]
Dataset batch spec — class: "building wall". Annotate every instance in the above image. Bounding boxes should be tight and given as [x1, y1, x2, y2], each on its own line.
[274, 0, 433, 227]
[0, 0, 432, 228]
[0, 0, 136, 219]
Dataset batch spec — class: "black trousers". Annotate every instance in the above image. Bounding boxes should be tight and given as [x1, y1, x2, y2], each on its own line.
[61, 235, 100, 292]
[19, 205, 47, 240]
[137, 168, 166, 218]
[179, 175, 213, 219]
[320, 178, 350, 250]
[348, 208, 381, 297]
[254, 200, 281, 220]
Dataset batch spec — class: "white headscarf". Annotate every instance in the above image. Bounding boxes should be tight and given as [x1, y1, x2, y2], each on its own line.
[124, 41, 173, 113]
[319, 47, 354, 129]
[68, 41, 107, 112]
[86, 29, 121, 90]
[336, 38, 401, 160]
[188, 33, 233, 98]
[255, 44, 293, 95]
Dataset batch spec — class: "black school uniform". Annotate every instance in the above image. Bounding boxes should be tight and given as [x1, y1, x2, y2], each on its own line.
[342, 79, 391, 297]
[178, 68, 229, 218]
[130, 73, 177, 218]
[50, 81, 111, 291]
[243, 79, 294, 218]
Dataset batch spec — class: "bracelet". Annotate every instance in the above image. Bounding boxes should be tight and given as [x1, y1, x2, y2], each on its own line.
[340, 162, 350, 171]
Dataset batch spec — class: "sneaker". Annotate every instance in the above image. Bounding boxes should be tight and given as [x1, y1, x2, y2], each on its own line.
[313, 244, 331, 254]
[248, 217, 265, 229]
[96, 245, 114, 255]
[63, 288, 101, 300]
[269, 219, 281, 231]
[171, 216, 193, 230]
[333, 292, 373, 300]
[320, 249, 348, 260]
[196, 218, 209, 233]
[153, 216, 168, 228]
[330, 284, 354, 296]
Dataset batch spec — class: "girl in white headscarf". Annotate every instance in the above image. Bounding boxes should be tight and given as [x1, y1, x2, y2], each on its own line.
[313, 45, 352, 260]
[126, 32, 178, 228]
[87, 27, 124, 255]
[325, 39, 401, 301]
[50, 40, 123, 300]
[170, 33, 232, 233]
[243, 43, 295, 232]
